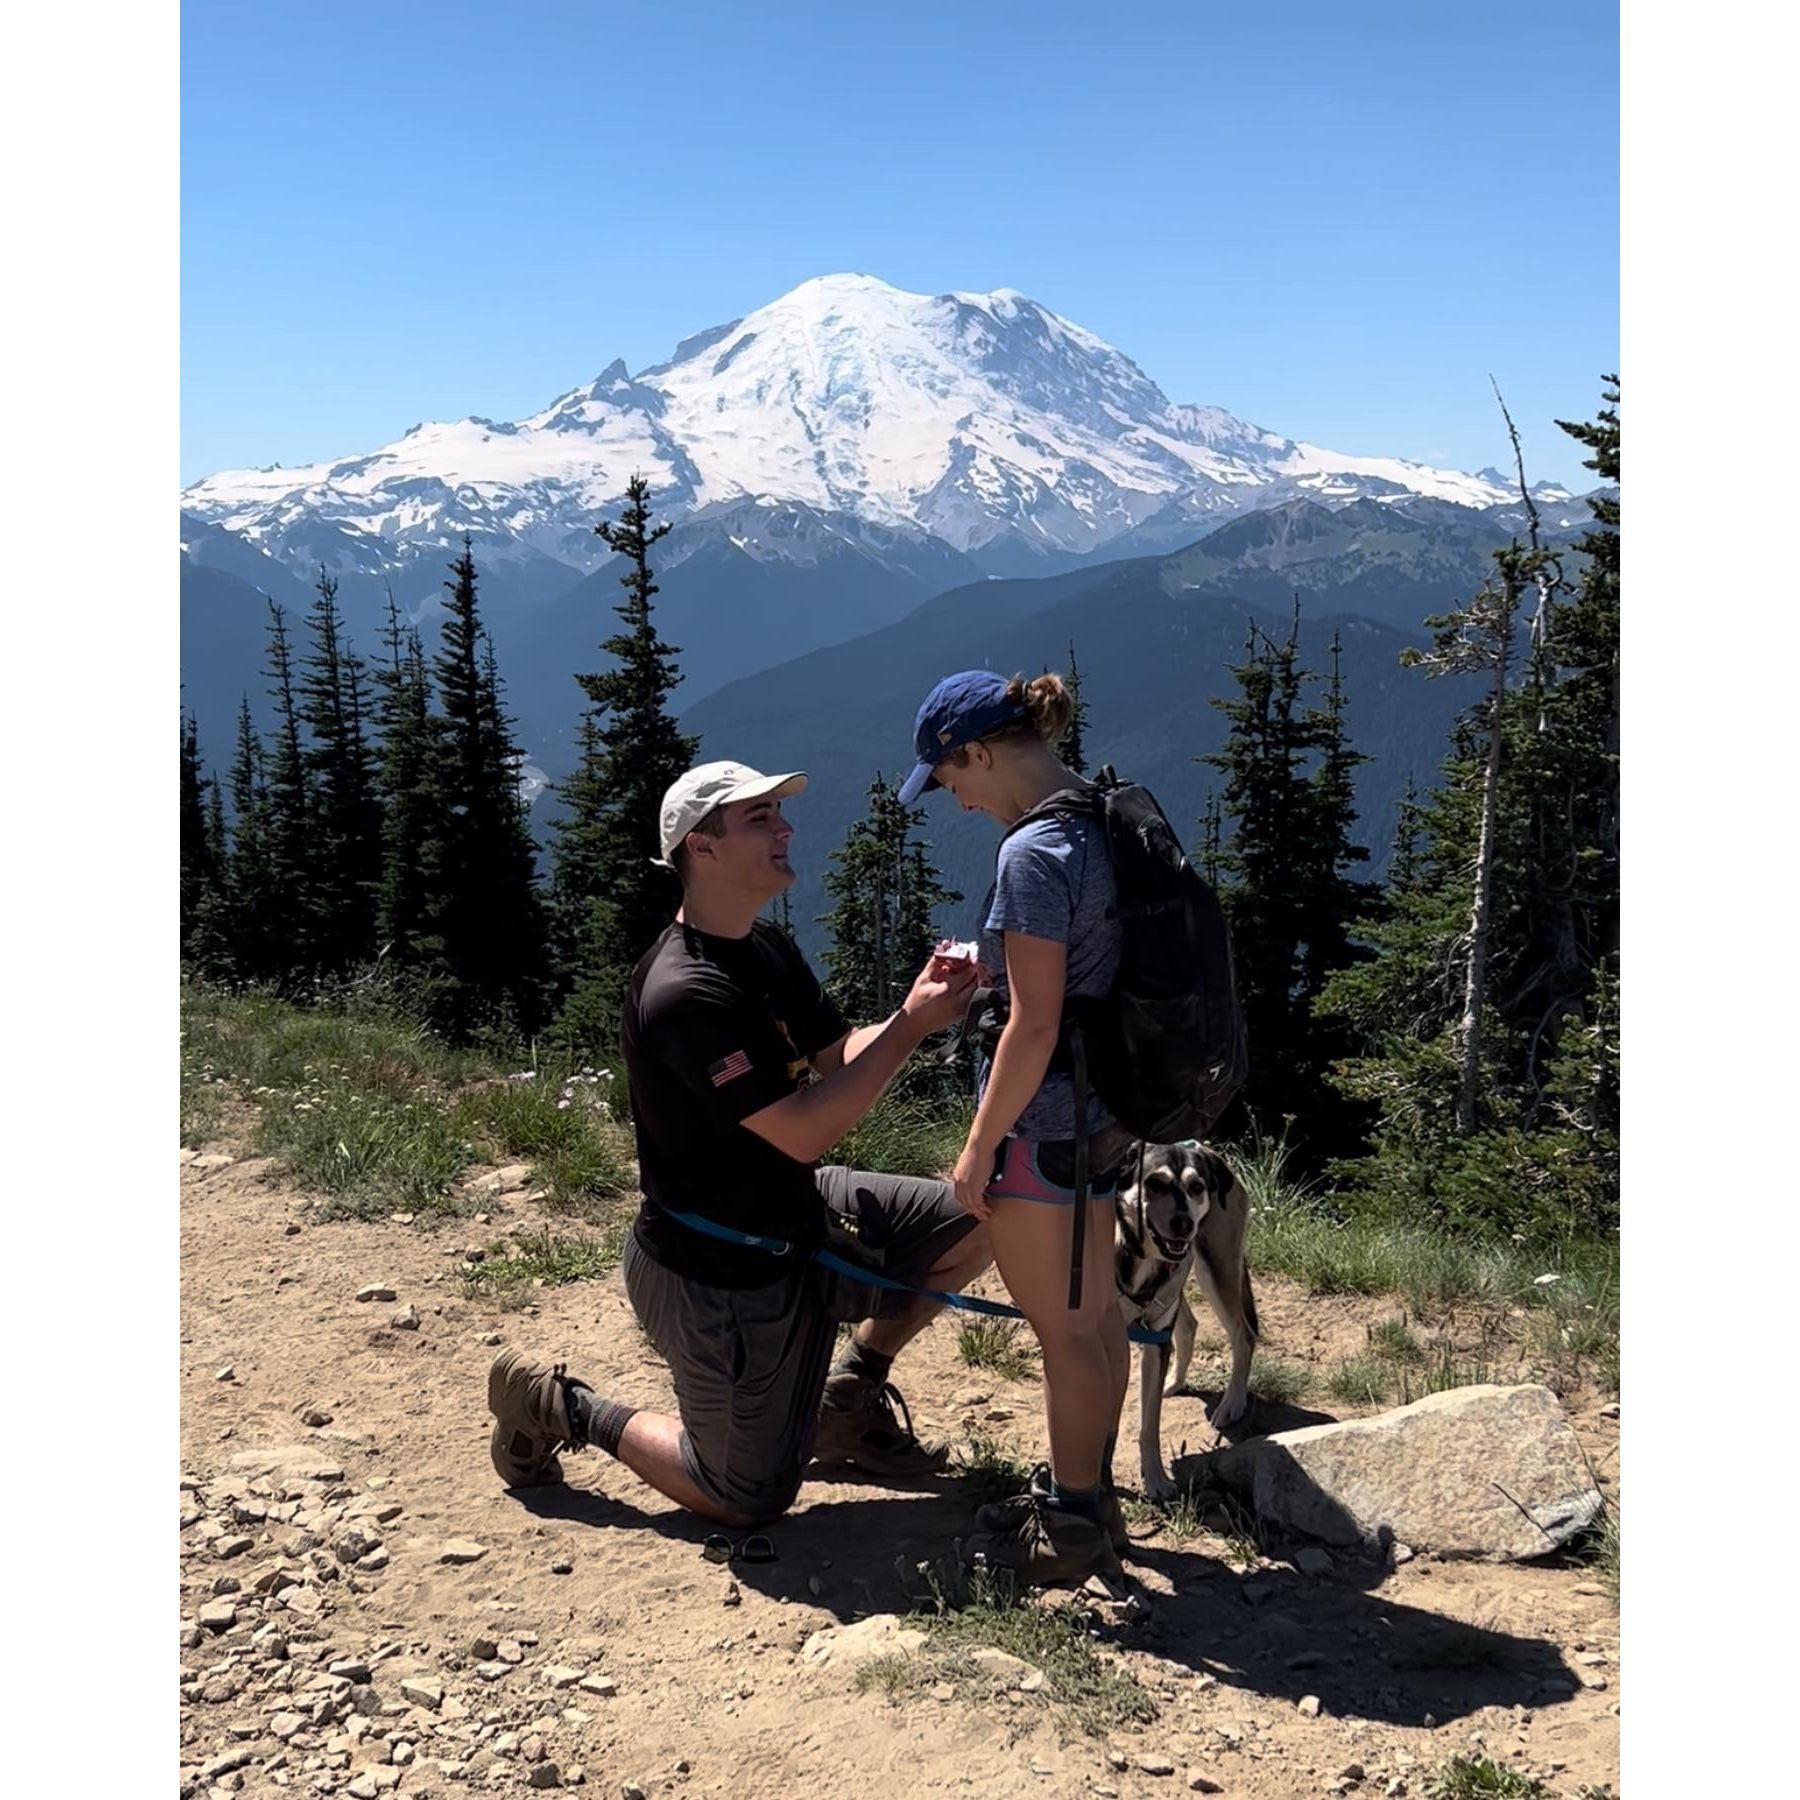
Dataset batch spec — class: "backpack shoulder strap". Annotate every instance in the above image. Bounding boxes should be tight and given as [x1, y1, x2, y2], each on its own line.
[1000, 778, 1107, 845]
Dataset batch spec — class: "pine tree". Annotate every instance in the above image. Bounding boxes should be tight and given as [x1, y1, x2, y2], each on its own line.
[1387, 777, 1427, 896]
[1197, 792, 1223, 889]
[1318, 382, 1621, 1240]
[771, 889, 798, 943]
[432, 539, 549, 1039]
[1201, 615, 1314, 1139]
[371, 590, 446, 981]
[819, 773, 961, 1025]
[260, 599, 319, 986]
[223, 694, 278, 981]
[1057, 640, 1090, 776]
[1201, 609, 1376, 1160]
[180, 711, 230, 972]
[299, 570, 383, 972]
[550, 476, 699, 1045]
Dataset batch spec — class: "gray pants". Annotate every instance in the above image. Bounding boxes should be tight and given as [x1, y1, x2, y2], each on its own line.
[622, 1166, 974, 1524]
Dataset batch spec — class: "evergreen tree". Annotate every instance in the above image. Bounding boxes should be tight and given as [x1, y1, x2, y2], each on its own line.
[1201, 615, 1314, 1140]
[1057, 640, 1090, 776]
[771, 889, 798, 943]
[819, 773, 961, 1026]
[223, 694, 279, 981]
[260, 599, 319, 986]
[1201, 609, 1377, 1161]
[180, 711, 230, 972]
[432, 539, 548, 1039]
[299, 570, 383, 972]
[1319, 381, 1621, 1240]
[1197, 792, 1223, 889]
[371, 590, 447, 981]
[1387, 777, 1427, 896]
[550, 476, 699, 1046]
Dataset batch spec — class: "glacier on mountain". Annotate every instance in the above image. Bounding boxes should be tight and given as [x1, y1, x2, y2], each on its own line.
[181, 272, 1556, 590]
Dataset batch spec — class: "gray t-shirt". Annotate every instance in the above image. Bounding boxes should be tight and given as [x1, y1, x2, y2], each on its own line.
[976, 812, 1121, 1139]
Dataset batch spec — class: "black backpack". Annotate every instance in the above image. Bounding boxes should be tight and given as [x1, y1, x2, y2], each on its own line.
[1001, 765, 1247, 1144]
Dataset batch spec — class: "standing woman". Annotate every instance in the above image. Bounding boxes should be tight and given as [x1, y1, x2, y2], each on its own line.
[898, 669, 1132, 1585]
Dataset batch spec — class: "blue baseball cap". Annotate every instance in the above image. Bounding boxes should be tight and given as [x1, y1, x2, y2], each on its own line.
[897, 670, 1029, 804]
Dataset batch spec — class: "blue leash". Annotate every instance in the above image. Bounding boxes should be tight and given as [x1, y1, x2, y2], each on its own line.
[669, 1209, 1173, 1347]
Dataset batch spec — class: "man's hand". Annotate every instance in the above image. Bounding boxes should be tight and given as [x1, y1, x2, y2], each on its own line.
[901, 952, 981, 1037]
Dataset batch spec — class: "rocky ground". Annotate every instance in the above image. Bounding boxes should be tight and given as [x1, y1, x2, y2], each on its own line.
[179, 1137, 1620, 1800]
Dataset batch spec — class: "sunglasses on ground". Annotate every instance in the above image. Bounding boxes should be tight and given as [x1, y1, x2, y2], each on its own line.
[701, 1532, 777, 1565]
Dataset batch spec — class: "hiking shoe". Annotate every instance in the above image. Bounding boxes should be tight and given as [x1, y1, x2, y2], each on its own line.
[977, 1465, 1131, 1556]
[812, 1372, 950, 1478]
[487, 1350, 582, 1489]
[968, 1490, 1123, 1587]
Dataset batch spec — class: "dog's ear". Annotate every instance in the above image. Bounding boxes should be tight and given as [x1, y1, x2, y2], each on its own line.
[1201, 1147, 1230, 1209]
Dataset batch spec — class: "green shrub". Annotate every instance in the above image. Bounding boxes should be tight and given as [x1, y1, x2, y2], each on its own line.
[957, 1318, 1038, 1381]
[830, 1090, 973, 1179]
[1327, 1355, 1392, 1406]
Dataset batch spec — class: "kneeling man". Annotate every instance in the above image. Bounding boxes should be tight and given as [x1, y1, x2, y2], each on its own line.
[488, 761, 991, 1527]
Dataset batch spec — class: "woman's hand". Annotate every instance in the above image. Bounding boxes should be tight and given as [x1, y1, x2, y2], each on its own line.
[952, 1134, 996, 1221]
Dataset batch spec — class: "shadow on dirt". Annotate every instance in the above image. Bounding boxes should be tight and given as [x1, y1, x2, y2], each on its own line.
[513, 1472, 1580, 1730]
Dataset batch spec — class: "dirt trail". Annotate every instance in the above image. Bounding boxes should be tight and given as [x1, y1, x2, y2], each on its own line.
[180, 1141, 1620, 1799]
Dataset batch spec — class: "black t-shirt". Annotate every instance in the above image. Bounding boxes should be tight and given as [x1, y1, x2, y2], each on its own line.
[624, 918, 851, 1288]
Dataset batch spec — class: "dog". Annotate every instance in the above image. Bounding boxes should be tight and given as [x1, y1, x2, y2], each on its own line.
[1114, 1140, 1260, 1500]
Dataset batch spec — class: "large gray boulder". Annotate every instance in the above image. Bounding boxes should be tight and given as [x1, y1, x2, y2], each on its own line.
[1209, 1383, 1603, 1561]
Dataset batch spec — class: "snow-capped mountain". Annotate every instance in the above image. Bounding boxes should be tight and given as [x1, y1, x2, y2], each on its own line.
[181, 273, 1565, 602]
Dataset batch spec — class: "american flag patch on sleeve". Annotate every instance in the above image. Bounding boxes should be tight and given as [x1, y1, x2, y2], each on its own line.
[708, 1050, 753, 1087]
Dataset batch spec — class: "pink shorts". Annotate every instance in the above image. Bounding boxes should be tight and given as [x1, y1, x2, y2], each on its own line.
[983, 1134, 1124, 1207]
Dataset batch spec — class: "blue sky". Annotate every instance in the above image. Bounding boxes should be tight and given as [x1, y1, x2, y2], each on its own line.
[181, 1, 1618, 490]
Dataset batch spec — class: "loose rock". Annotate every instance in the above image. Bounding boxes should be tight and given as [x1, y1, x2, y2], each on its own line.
[1209, 1385, 1604, 1560]
[439, 1539, 489, 1565]
[800, 1614, 928, 1668]
[1297, 1695, 1323, 1718]
[355, 1285, 398, 1304]
[398, 1676, 444, 1711]
[391, 1305, 420, 1331]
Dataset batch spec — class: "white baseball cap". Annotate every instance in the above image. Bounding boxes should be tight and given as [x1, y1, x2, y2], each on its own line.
[654, 760, 808, 867]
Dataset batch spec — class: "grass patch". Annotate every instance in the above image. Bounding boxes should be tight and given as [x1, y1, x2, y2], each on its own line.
[1573, 1507, 1620, 1609]
[1226, 1128, 1618, 1393]
[1327, 1354, 1393, 1407]
[182, 984, 640, 1224]
[1398, 1344, 1496, 1401]
[182, 982, 499, 1097]
[1393, 1610, 1513, 1673]
[1370, 1315, 1426, 1363]
[829, 1089, 973, 1179]
[858, 1564, 1156, 1737]
[1423, 1757, 1549, 1799]
[256, 1071, 476, 1221]
[957, 1318, 1038, 1381]
[1122, 1486, 1207, 1544]
[954, 1429, 1033, 1505]
[1211, 1491, 1269, 1568]
[1247, 1357, 1312, 1406]
[181, 1059, 225, 1148]
[455, 1071, 636, 1217]
[461, 1224, 627, 1311]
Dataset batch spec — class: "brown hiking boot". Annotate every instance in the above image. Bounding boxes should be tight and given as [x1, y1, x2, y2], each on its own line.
[487, 1351, 581, 1489]
[969, 1489, 1123, 1587]
[976, 1465, 1131, 1556]
[812, 1372, 950, 1479]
